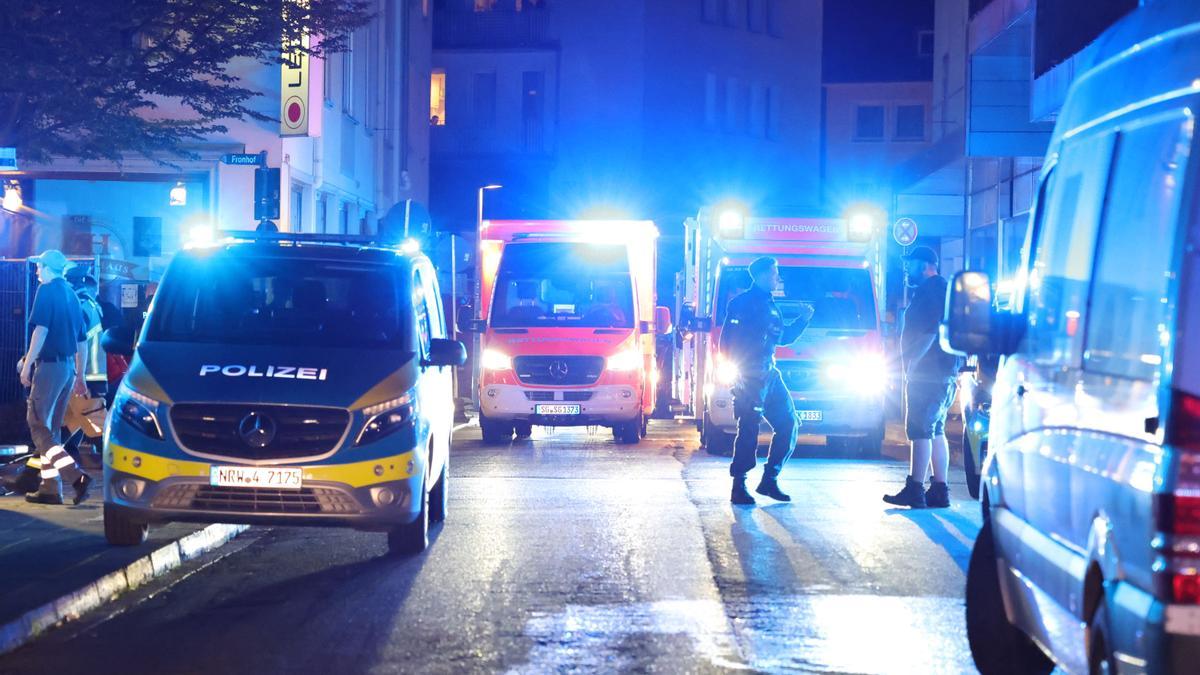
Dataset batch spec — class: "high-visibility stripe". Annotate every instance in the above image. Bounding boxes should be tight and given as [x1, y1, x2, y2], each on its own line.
[52, 455, 74, 470]
[107, 443, 419, 487]
[39, 467, 60, 479]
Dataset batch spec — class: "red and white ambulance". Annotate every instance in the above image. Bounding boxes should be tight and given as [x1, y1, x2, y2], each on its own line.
[674, 209, 888, 456]
[472, 220, 670, 444]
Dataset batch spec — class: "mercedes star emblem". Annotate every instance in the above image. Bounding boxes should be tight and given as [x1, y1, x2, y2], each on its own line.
[548, 360, 570, 380]
[238, 412, 277, 449]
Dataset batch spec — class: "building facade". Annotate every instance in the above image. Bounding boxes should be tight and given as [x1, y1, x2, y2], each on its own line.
[0, 0, 433, 294]
[428, 0, 825, 234]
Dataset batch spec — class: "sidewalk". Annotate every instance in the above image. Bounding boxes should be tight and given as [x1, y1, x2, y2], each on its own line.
[0, 491, 245, 654]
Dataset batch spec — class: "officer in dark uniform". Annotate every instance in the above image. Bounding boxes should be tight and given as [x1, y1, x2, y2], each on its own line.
[720, 256, 814, 505]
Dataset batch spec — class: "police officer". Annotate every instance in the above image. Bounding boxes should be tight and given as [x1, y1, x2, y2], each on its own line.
[720, 256, 814, 505]
[883, 245, 961, 509]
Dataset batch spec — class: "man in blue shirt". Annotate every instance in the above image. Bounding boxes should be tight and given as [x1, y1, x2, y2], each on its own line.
[20, 250, 92, 505]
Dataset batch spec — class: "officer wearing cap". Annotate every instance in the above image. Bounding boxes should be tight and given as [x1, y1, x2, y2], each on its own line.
[19, 250, 92, 505]
[884, 245, 961, 509]
[720, 256, 814, 506]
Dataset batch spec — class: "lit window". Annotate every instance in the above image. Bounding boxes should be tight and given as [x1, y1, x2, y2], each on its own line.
[430, 71, 446, 126]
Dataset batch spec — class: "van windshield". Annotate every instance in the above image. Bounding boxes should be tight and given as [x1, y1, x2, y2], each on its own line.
[716, 265, 877, 330]
[490, 242, 635, 328]
[148, 254, 410, 349]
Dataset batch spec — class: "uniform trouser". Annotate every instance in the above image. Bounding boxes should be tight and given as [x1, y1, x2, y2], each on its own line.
[730, 367, 799, 479]
[26, 361, 84, 491]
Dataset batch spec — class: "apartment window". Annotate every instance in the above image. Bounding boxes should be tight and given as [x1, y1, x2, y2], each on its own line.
[341, 33, 355, 116]
[473, 72, 497, 127]
[722, 77, 741, 132]
[290, 185, 304, 231]
[522, 70, 545, 152]
[701, 0, 723, 24]
[323, 54, 333, 102]
[765, 0, 782, 37]
[917, 30, 935, 57]
[895, 104, 925, 140]
[430, 70, 446, 125]
[724, 0, 741, 27]
[766, 85, 780, 139]
[749, 84, 766, 137]
[318, 194, 329, 233]
[747, 0, 766, 32]
[854, 105, 885, 140]
[339, 202, 351, 234]
[704, 73, 719, 129]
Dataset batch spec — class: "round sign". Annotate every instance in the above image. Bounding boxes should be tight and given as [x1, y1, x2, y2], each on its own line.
[893, 217, 919, 247]
[283, 96, 305, 130]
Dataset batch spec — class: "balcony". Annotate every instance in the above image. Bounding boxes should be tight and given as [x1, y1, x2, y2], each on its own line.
[434, 9, 554, 49]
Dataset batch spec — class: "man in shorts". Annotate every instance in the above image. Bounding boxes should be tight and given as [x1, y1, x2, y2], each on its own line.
[883, 246, 961, 509]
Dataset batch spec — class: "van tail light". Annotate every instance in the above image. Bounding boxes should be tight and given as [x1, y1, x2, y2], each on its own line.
[1155, 390, 1200, 603]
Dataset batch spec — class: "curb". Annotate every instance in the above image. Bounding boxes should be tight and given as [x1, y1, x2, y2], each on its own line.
[0, 523, 248, 656]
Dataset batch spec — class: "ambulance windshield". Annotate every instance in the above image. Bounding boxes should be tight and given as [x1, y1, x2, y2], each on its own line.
[491, 242, 635, 328]
[716, 265, 876, 330]
[148, 253, 410, 349]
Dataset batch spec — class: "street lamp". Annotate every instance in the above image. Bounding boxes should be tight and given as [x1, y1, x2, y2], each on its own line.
[2, 180, 22, 212]
[169, 181, 187, 207]
[464, 183, 501, 418]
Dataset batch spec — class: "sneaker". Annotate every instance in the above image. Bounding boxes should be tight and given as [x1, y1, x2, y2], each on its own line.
[731, 477, 756, 505]
[25, 492, 64, 505]
[882, 475, 927, 508]
[755, 476, 792, 502]
[925, 480, 950, 508]
[72, 474, 94, 505]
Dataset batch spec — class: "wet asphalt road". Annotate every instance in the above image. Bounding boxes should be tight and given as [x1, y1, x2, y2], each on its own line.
[3, 421, 982, 674]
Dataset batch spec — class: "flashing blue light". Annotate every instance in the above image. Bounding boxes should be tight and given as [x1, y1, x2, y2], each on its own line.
[973, 421, 984, 433]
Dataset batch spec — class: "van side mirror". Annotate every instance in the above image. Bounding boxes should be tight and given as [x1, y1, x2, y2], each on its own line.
[654, 306, 673, 336]
[425, 338, 468, 368]
[941, 271, 996, 356]
[690, 317, 713, 333]
[460, 318, 487, 333]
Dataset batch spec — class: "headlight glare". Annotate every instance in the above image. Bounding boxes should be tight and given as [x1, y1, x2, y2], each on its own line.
[607, 349, 643, 372]
[715, 355, 739, 385]
[357, 393, 417, 446]
[481, 349, 512, 371]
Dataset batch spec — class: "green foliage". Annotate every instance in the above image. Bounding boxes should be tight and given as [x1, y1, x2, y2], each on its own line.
[0, 0, 372, 162]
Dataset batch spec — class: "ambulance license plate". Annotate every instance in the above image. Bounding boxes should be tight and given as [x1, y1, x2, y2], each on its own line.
[535, 404, 581, 416]
[797, 410, 823, 421]
[210, 466, 303, 490]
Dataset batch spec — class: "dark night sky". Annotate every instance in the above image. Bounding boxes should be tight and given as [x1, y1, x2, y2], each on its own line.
[823, 0, 935, 83]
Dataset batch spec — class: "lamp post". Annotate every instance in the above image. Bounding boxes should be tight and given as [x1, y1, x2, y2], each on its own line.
[465, 184, 501, 417]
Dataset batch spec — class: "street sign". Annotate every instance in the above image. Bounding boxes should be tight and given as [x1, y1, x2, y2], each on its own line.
[280, 33, 310, 137]
[0, 147, 16, 170]
[893, 217, 919, 247]
[221, 153, 264, 166]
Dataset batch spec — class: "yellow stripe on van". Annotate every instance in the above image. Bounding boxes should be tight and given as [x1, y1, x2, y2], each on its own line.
[107, 444, 417, 487]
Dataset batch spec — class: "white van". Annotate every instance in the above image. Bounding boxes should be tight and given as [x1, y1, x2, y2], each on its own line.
[942, 3, 1200, 673]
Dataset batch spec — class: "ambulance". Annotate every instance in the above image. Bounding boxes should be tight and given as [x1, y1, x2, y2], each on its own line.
[471, 220, 670, 444]
[675, 209, 888, 456]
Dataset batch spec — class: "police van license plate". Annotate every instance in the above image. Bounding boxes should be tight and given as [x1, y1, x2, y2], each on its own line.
[210, 466, 303, 490]
[535, 404, 581, 415]
[797, 410, 823, 422]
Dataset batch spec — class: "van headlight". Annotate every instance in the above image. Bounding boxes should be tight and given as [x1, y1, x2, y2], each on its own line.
[715, 355, 739, 386]
[825, 354, 887, 395]
[481, 349, 512, 371]
[356, 393, 417, 446]
[113, 382, 164, 440]
[607, 349, 643, 372]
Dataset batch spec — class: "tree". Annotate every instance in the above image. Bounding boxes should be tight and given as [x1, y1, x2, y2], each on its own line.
[0, 0, 372, 163]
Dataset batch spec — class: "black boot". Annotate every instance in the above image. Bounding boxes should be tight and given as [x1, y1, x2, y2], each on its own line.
[882, 475, 927, 508]
[755, 475, 791, 502]
[731, 477, 756, 505]
[72, 474, 94, 505]
[925, 480, 950, 508]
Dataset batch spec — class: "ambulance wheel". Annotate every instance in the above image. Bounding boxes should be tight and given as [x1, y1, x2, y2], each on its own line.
[479, 413, 513, 445]
[513, 421, 533, 439]
[614, 414, 642, 444]
[703, 414, 735, 456]
[388, 484, 429, 555]
[428, 460, 447, 525]
[104, 506, 148, 546]
[966, 521, 1054, 675]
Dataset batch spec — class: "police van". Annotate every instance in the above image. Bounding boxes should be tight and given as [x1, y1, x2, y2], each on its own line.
[943, 3, 1200, 672]
[102, 233, 465, 555]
